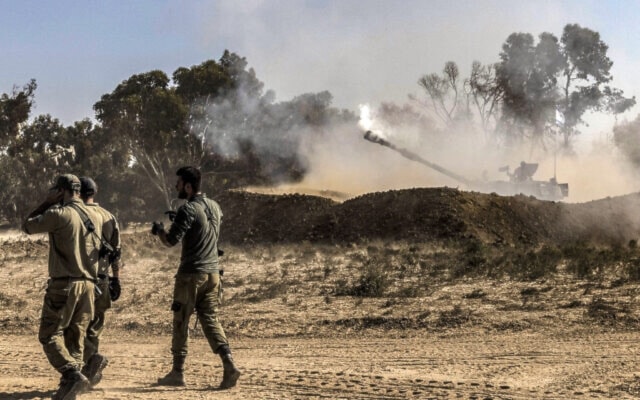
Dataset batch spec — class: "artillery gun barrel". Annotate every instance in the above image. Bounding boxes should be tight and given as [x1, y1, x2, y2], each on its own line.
[363, 130, 472, 185]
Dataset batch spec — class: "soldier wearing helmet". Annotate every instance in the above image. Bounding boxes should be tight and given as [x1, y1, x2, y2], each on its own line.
[78, 176, 122, 389]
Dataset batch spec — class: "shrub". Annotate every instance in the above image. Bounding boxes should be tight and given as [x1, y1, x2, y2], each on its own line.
[562, 243, 619, 279]
[463, 288, 487, 299]
[517, 246, 561, 281]
[335, 256, 391, 297]
[435, 305, 472, 328]
[351, 261, 390, 297]
[625, 258, 640, 281]
[244, 281, 289, 303]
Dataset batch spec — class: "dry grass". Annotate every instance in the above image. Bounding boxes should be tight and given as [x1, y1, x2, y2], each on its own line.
[3, 233, 640, 338]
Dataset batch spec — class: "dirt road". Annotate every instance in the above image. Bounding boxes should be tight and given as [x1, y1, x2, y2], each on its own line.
[2, 330, 640, 399]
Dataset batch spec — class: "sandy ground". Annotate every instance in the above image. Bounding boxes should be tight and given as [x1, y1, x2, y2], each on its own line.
[2, 330, 640, 399]
[3, 234, 640, 399]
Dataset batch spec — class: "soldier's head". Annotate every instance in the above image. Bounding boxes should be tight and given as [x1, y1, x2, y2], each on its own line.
[79, 176, 98, 202]
[50, 174, 81, 198]
[176, 166, 201, 199]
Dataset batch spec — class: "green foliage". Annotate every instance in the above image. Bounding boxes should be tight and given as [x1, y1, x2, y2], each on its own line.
[497, 32, 564, 143]
[0, 79, 37, 147]
[94, 69, 191, 209]
[496, 24, 634, 148]
[416, 24, 632, 151]
[0, 50, 355, 225]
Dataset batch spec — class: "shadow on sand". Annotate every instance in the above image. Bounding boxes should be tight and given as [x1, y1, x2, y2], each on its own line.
[0, 390, 55, 399]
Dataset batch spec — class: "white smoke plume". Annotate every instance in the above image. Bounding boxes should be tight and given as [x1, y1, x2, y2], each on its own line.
[273, 102, 640, 204]
[189, 64, 638, 204]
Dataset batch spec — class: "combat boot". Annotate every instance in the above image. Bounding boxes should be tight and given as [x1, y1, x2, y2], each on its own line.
[81, 353, 109, 387]
[52, 369, 89, 400]
[219, 348, 241, 389]
[157, 355, 186, 386]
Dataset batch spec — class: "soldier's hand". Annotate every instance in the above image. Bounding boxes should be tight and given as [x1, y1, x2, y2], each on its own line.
[45, 188, 63, 205]
[151, 221, 164, 236]
[164, 210, 177, 222]
[108, 248, 122, 265]
[109, 276, 121, 301]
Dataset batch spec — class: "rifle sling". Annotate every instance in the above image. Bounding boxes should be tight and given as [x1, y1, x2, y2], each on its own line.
[66, 203, 114, 254]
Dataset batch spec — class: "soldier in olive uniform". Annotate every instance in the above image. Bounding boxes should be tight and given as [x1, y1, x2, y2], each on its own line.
[152, 166, 240, 389]
[79, 177, 122, 388]
[22, 174, 103, 400]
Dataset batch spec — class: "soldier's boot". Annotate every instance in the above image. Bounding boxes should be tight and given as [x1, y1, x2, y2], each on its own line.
[81, 353, 109, 388]
[157, 355, 186, 386]
[218, 347, 241, 390]
[52, 369, 89, 400]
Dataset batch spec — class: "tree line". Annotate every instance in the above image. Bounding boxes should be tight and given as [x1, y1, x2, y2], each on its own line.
[0, 51, 355, 226]
[412, 23, 635, 153]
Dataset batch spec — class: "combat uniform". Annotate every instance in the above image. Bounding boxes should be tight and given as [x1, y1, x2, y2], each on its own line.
[82, 203, 120, 368]
[165, 194, 228, 357]
[23, 197, 102, 374]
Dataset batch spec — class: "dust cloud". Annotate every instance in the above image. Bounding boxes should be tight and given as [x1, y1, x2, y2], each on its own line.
[191, 75, 638, 204]
[271, 104, 640, 204]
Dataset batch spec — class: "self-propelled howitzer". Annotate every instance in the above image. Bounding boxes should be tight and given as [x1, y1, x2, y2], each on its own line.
[363, 130, 569, 201]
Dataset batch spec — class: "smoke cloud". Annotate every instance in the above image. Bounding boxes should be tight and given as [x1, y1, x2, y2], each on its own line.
[183, 2, 640, 204]
[252, 102, 640, 204]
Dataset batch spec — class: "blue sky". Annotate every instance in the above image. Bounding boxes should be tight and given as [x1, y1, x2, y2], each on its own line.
[3, 0, 640, 128]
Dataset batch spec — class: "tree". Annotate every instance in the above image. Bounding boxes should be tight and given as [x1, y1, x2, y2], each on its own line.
[174, 52, 355, 188]
[496, 32, 564, 148]
[0, 114, 74, 223]
[558, 24, 635, 147]
[94, 70, 192, 209]
[416, 61, 470, 127]
[173, 50, 266, 148]
[496, 24, 635, 150]
[465, 61, 503, 140]
[0, 79, 37, 149]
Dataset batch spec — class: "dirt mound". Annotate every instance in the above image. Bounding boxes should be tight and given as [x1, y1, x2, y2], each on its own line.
[213, 188, 640, 246]
[6, 188, 640, 248]
[215, 191, 337, 243]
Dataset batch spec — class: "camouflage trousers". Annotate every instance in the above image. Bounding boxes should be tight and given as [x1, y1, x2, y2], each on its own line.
[84, 278, 111, 362]
[171, 272, 229, 357]
[39, 278, 95, 372]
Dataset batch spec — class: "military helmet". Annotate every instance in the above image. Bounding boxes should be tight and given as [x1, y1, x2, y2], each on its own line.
[50, 174, 81, 192]
[79, 176, 98, 197]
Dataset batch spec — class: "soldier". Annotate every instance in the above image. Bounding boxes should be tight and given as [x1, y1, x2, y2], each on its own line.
[79, 177, 122, 388]
[152, 166, 240, 389]
[22, 174, 103, 400]
[512, 161, 527, 182]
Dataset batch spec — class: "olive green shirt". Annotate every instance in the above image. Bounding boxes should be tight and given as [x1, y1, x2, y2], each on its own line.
[22, 198, 102, 280]
[85, 203, 121, 276]
[166, 194, 221, 274]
